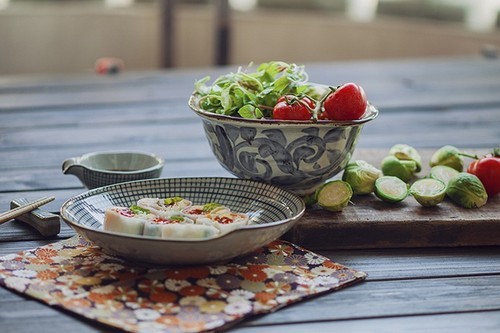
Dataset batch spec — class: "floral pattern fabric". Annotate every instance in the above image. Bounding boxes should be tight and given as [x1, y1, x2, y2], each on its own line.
[0, 236, 366, 333]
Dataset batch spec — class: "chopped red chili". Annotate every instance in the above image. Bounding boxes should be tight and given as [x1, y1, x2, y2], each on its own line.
[214, 216, 234, 224]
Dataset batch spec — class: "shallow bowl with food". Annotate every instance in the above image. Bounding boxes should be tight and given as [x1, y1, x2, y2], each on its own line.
[189, 94, 378, 195]
[60, 177, 305, 265]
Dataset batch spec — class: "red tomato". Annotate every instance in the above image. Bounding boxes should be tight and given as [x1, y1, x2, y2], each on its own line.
[273, 95, 314, 120]
[323, 83, 368, 121]
[467, 156, 500, 197]
[317, 111, 329, 120]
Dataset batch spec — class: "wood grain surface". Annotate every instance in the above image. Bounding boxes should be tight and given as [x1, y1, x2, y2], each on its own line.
[1, 57, 500, 333]
[285, 149, 500, 249]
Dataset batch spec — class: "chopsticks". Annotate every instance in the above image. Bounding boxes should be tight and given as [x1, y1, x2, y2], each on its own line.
[0, 196, 55, 225]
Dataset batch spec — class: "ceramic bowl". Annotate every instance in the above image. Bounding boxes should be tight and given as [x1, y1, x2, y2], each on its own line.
[62, 151, 164, 189]
[60, 177, 305, 265]
[189, 94, 379, 195]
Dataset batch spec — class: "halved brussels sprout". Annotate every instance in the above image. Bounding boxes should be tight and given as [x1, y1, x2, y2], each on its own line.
[430, 145, 463, 172]
[375, 176, 409, 203]
[446, 173, 488, 208]
[342, 160, 382, 195]
[389, 144, 422, 172]
[381, 155, 417, 182]
[315, 180, 353, 212]
[429, 165, 459, 188]
[410, 178, 446, 207]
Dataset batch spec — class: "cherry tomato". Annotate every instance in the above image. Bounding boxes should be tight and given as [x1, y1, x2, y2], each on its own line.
[273, 95, 314, 120]
[323, 83, 367, 121]
[317, 111, 329, 120]
[467, 156, 500, 197]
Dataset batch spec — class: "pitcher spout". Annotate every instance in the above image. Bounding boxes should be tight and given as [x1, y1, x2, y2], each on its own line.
[62, 157, 85, 180]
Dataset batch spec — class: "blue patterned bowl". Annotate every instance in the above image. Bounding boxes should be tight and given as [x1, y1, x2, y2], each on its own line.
[189, 94, 378, 195]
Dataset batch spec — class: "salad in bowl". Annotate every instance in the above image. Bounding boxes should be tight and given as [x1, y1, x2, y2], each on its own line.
[189, 61, 378, 195]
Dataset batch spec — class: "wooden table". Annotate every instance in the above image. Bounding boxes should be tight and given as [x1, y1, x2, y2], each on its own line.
[1, 57, 499, 332]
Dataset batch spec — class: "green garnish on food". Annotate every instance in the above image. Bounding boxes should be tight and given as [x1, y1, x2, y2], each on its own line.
[193, 61, 317, 119]
[169, 215, 185, 222]
[129, 205, 150, 215]
[164, 197, 183, 206]
[203, 202, 223, 212]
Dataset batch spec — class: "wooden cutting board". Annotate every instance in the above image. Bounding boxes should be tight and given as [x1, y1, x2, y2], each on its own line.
[284, 148, 500, 249]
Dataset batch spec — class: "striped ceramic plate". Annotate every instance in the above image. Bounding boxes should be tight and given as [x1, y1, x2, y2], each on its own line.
[60, 177, 305, 265]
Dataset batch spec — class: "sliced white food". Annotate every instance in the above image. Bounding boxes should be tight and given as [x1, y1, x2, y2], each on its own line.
[182, 205, 229, 221]
[163, 223, 219, 239]
[208, 211, 250, 234]
[137, 197, 192, 218]
[103, 206, 150, 235]
[143, 215, 194, 237]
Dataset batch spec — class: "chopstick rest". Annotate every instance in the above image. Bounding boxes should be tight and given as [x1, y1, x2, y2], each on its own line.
[0, 196, 54, 224]
[9, 198, 60, 236]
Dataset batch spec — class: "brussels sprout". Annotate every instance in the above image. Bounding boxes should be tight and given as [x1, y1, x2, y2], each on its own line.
[381, 155, 417, 182]
[410, 178, 446, 207]
[446, 173, 488, 208]
[389, 144, 422, 172]
[375, 176, 409, 203]
[429, 165, 459, 188]
[315, 180, 353, 212]
[342, 160, 382, 195]
[302, 193, 317, 207]
[430, 145, 463, 172]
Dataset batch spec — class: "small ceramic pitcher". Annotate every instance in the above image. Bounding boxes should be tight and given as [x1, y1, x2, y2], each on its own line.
[62, 151, 164, 189]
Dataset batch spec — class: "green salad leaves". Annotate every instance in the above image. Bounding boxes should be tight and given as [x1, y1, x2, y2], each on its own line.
[193, 61, 318, 119]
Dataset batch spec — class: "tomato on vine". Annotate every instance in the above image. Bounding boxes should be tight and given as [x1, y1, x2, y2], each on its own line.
[466, 149, 500, 197]
[272, 95, 315, 120]
[323, 83, 367, 121]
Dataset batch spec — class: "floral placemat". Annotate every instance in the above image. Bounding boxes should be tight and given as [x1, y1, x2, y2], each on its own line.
[0, 236, 366, 333]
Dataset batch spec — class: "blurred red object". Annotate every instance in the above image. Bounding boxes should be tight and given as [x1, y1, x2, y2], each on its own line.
[95, 57, 124, 75]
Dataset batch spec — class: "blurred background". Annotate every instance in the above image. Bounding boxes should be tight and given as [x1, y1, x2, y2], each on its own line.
[0, 0, 499, 75]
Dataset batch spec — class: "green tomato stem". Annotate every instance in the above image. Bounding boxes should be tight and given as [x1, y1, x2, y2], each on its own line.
[309, 86, 336, 121]
[459, 147, 500, 160]
[457, 152, 480, 160]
